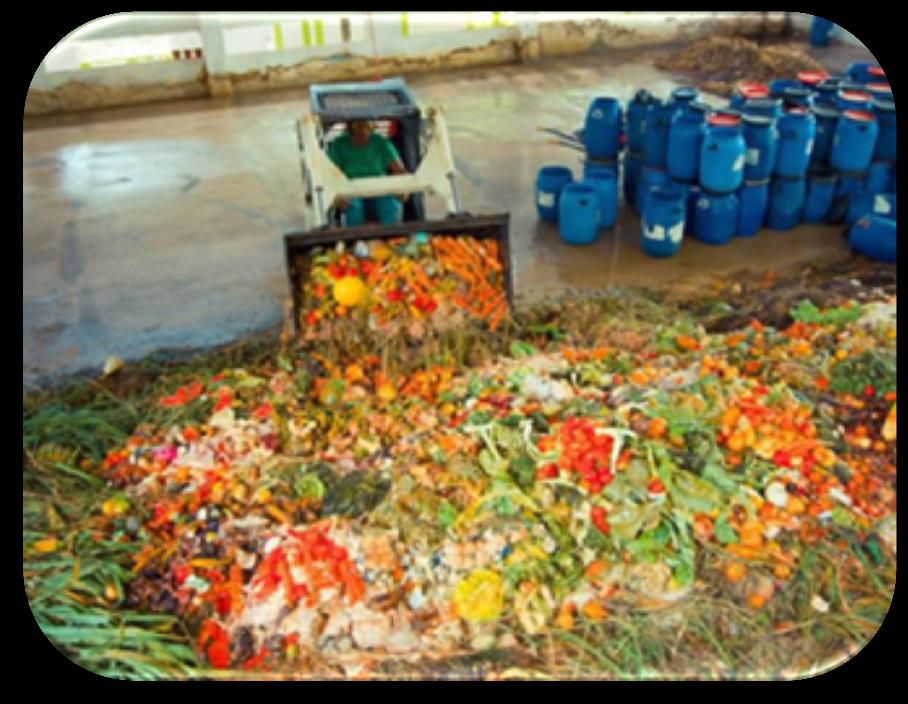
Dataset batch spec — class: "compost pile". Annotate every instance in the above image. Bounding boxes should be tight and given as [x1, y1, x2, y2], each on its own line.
[656, 36, 826, 97]
[24, 253, 897, 680]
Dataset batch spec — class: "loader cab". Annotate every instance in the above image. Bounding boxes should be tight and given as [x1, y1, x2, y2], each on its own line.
[309, 78, 427, 224]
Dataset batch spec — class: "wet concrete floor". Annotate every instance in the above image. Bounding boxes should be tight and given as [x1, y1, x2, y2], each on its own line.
[23, 39, 877, 389]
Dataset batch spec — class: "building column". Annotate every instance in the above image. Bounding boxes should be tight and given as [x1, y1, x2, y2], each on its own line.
[199, 13, 233, 97]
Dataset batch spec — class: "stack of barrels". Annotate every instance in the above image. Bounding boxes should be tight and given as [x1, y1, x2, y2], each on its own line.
[534, 96, 621, 245]
[535, 59, 895, 261]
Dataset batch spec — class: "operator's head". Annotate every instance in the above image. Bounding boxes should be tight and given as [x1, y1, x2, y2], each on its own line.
[349, 120, 373, 143]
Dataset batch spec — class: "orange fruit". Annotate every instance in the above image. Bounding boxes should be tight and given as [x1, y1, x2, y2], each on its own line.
[725, 563, 746, 583]
[581, 601, 607, 621]
[746, 593, 767, 610]
[647, 418, 668, 439]
[333, 276, 366, 306]
[773, 564, 791, 579]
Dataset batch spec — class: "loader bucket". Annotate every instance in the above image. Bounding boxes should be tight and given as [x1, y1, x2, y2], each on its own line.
[283, 213, 512, 337]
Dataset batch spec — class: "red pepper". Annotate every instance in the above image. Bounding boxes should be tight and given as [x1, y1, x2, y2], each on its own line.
[773, 450, 792, 468]
[387, 290, 403, 303]
[863, 384, 876, 398]
[648, 478, 665, 494]
[590, 506, 610, 533]
[536, 463, 559, 480]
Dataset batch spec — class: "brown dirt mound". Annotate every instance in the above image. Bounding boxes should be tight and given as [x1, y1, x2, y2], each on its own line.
[656, 36, 826, 97]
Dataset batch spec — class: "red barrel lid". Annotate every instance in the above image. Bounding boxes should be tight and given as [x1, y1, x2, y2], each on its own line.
[708, 114, 741, 126]
[798, 70, 829, 85]
[866, 82, 892, 94]
[737, 80, 769, 98]
[843, 109, 877, 122]
[869, 66, 886, 78]
[840, 89, 871, 101]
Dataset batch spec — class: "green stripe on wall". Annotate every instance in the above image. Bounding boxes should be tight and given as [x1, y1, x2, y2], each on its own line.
[273, 23, 284, 50]
[401, 12, 410, 36]
[314, 19, 324, 46]
[301, 20, 311, 47]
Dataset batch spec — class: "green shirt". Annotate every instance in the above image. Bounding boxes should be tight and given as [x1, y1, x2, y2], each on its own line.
[327, 133, 402, 179]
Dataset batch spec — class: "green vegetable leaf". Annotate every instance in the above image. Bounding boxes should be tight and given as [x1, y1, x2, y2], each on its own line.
[438, 500, 458, 529]
[713, 514, 738, 545]
[510, 341, 537, 359]
[508, 454, 537, 491]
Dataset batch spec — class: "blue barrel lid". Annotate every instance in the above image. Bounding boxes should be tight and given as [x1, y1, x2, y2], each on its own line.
[671, 86, 699, 102]
[650, 184, 685, 202]
[783, 86, 811, 98]
[562, 182, 597, 194]
[539, 165, 573, 178]
[812, 104, 841, 120]
[741, 114, 772, 127]
[873, 98, 895, 112]
[744, 97, 782, 112]
[687, 101, 712, 114]
[632, 88, 654, 104]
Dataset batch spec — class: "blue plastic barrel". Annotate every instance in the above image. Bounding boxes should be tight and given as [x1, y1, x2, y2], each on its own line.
[847, 191, 896, 225]
[866, 82, 893, 101]
[782, 86, 814, 110]
[742, 115, 778, 181]
[846, 62, 884, 84]
[810, 17, 835, 46]
[743, 98, 783, 120]
[770, 79, 804, 97]
[830, 110, 879, 172]
[700, 114, 746, 194]
[775, 109, 816, 177]
[584, 97, 622, 160]
[694, 190, 738, 245]
[737, 179, 769, 237]
[803, 170, 837, 223]
[583, 167, 618, 229]
[865, 161, 893, 195]
[641, 185, 686, 258]
[848, 215, 896, 263]
[582, 158, 618, 181]
[627, 89, 654, 154]
[837, 170, 868, 199]
[872, 99, 896, 162]
[642, 100, 679, 169]
[636, 166, 670, 214]
[623, 151, 642, 208]
[767, 176, 807, 230]
[814, 78, 843, 107]
[810, 105, 840, 167]
[670, 86, 700, 109]
[667, 109, 707, 182]
[536, 166, 574, 222]
[684, 183, 701, 234]
[837, 89, 872, 112]
[558, 184, 600, 244]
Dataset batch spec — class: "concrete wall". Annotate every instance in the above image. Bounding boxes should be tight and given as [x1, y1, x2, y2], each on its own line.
[26, 12, 789, 116]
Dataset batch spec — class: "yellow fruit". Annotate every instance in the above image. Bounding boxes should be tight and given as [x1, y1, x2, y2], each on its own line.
[255, 488, 272, 504]
[105, 584, 119, 602]
[333, 276, 366, 307]
[377, 383, 397, 402]
[370, 243, 392, 261]
[453, 570, 504, 622]
[34, 537, 59, 553]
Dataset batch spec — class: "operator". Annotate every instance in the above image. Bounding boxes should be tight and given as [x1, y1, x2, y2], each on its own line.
[327, 119, 408, 226]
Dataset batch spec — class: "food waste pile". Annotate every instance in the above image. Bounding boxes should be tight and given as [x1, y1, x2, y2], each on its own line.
[25, 237, 896, 679]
